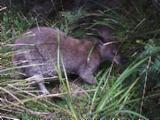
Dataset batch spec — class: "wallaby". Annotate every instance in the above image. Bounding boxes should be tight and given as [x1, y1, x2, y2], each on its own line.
[13, 26, 124, 94]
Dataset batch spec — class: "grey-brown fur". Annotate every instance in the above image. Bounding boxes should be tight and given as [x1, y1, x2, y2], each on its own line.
[13, 26, 123, 94]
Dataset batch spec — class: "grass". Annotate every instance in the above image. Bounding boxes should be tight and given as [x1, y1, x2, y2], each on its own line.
[0, 58, 148, 119]
[1, 1, 160, 119]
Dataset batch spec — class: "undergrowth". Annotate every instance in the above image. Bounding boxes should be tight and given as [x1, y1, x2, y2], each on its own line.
[0, 1, 160, 119]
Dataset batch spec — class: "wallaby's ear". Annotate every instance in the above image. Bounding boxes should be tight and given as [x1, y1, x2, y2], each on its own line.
[89, 25, 115, 44]
[94, 25, 114, 42]
[94, 34, 121, 46]
[90, 35, 105, 45]
[97, 36, 106, 45]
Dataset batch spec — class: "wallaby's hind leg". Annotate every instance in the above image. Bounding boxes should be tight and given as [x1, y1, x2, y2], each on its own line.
[38, 82, 50, 95]
[26, 74, 50, 95]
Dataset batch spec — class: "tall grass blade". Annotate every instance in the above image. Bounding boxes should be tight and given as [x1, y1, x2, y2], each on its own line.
[95, 57, 148, 113]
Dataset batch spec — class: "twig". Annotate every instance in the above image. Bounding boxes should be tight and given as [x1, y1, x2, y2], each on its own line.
[0, 87, 23, 104]
[0, 115, 19, 120]
[0, 6, 7, 12]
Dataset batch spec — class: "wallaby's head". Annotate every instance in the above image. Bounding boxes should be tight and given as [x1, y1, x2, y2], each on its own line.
[95, 26, 125, 65]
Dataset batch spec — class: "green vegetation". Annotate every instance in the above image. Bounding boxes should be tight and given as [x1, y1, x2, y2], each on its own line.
[0, 1, 160, 119]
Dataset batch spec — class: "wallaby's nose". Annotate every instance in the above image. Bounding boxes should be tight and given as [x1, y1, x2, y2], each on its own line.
[114, 55, 128, 65]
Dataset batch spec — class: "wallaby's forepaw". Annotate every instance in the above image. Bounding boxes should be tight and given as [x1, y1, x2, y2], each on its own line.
[84, 78, 96, 84]
[40, 88, 50, 95]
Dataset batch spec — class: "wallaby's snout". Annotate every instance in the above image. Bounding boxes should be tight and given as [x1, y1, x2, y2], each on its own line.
[113, 53, 124, 65]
